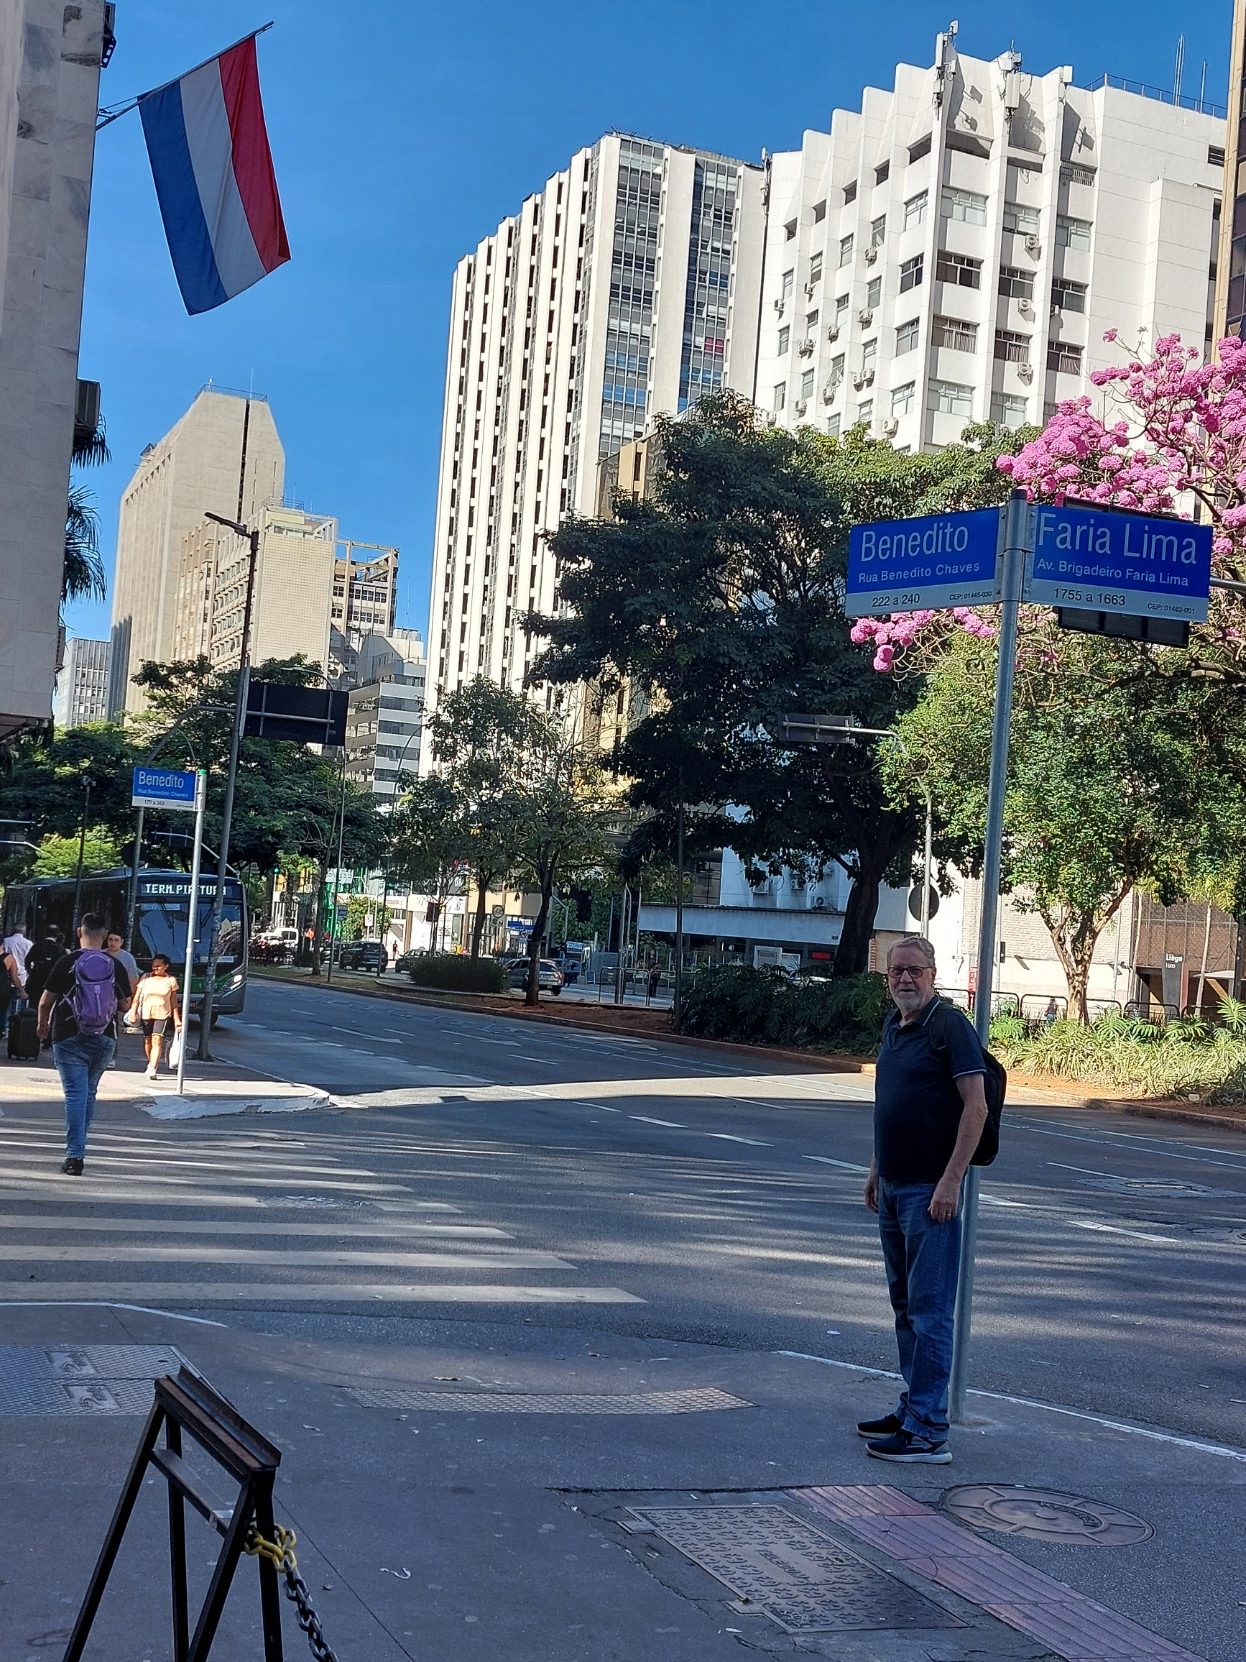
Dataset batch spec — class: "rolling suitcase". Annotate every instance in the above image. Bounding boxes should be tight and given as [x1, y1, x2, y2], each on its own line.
[7, 1005, 39, 1061]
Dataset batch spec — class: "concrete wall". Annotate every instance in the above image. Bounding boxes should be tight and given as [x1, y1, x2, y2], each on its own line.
[0, 0, 104, 737]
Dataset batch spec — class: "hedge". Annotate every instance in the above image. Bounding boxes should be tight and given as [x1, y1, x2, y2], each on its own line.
[405, 953, 506, 994]
[676, 965, 891, 1054]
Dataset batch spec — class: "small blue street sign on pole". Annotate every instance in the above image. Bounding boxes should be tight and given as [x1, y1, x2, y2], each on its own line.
[131, 767, 198, 813]
[1024, 503, 1213, 621]
[845, 506, 1004, 618]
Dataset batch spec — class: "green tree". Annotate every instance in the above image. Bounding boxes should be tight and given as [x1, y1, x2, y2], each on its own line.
[888, 630, 1246, 1020]
[33, 829, 122, 877]
[535, 394, 1025, 974]
[386, 775, 466, 942]
[63, 408, 110, 604]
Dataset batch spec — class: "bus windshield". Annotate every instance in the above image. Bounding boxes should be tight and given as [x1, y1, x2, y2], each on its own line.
[134, 894, 243, 967]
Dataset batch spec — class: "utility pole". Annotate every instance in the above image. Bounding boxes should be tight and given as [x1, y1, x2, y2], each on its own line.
[71, 774, 94, 927]
[196, 511, 260, 1058]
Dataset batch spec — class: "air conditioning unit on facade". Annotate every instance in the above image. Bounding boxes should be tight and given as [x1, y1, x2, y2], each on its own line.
[862, 367, 875, 385]
[1024, 234, 1041, 256]
[826, 324, 840, 342]
[1018, 296, 1034, 317]
[858, 307, 873, 325]
[852, 374, 866, 390]
[1018, 361, 1034, 381]
[822, 381, 838, 403]
[794, 398, 809, 415]
[804, 280, 818, 297]
[882, 416, 899, 436]
[774, 297, 786, 313]
[798, 337, 815, 355]
[864, 245, 879, 264]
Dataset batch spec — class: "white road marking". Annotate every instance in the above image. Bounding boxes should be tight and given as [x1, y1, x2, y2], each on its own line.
[0, 1282, 644, 1305]
[708, 1134, 772, 1146]
[1065, 1219, 1180, 1246]
[13, 1243, 575, 1270]
[1013, 1120, 1246, 1169]
[803, 1155, 869, 1172]
[0, 1300, 227, 1327]
[573, 1102, 621, 1113]
[515, 1055, 557, 1065]
[775, 1352, 1246, 1465]
[630, 1116, 686, 1128]
[1047, 1161, 1131, 1180]
[0, 1216, 510, 1239]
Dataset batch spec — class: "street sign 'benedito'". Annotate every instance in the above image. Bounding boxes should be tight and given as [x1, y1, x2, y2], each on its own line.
[845, 507, 1004, 618]
[131, 766, 198, 812]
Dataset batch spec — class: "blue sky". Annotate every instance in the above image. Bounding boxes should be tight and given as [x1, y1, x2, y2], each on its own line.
[67, 0, 1231, 653]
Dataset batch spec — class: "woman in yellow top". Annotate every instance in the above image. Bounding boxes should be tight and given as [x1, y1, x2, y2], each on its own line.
[127, 953, 182, 1080]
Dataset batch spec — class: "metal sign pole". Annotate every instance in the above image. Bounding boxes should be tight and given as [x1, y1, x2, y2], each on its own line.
[176, 770, 207, 1096]
[949, 491, 1030, 1422]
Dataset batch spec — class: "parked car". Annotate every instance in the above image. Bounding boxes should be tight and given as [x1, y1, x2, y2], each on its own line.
[393, 949, 421, 975]
[504, 957, 564, 995]
[338, 940, 388, 972]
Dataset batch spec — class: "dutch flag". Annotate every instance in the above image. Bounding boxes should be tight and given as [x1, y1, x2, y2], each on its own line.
[139, 35, 290, 315]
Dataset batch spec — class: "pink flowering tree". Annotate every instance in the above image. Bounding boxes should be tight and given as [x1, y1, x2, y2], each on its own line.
[853, 332, 1246, 675]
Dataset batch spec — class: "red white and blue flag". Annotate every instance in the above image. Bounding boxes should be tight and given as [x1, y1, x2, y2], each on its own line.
[139, 35, 289, 315]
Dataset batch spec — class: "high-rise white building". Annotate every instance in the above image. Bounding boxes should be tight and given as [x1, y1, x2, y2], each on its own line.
[109, 387, 285, 717]
[427, 133, 766, 705]
[343, 628, 426, 800]
[758, 31, 1223, 451]
[0, 1, 108, 738]
[53, 636, 110, 730]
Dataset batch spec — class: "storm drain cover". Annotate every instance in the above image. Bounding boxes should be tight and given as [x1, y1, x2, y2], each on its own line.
[0, 1345, 185, 1416]
[342, 1387, 748, 1414]
[1093, 1177, 1235, 1199]
[943, 1486, 1154, 1546]
[624, 1505, 961, 1634]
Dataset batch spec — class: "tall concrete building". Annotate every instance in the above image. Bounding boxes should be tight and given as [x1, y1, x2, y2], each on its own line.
[108, 387, 284, 716]
[1217, 0, 1246, 337]
[343, 628, 427, 799]
[759, 31, 1223, 452]
[328, 543, 398, 683]
[0, 1, 109, 738]
[53, 636, 110, 729]
[427, 133, 766, 705]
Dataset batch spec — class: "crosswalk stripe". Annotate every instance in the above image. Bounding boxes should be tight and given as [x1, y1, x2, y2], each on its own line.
[10, 1244, 576, 1269]
[0, 1281, 644, 1304]
[0, 1216, 510, 1239]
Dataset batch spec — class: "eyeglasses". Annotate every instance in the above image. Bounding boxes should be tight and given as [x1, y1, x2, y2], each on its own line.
[887, 965, 930, 981]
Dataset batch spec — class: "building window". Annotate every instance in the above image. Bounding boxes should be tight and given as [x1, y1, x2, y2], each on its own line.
[813, 199, 827, 222]
[844, 180, 858, 204]
[838, 233, 854, 268]
[991, 391, 1029, 426]
[1209, 145, 1226, 167]
[998, 264, 1034, 300]
[899, 253, 924, 292]
[908, 135, 932, 163]
[1002, 201, 1041, 236]
[994, 328, 1030, 364]
[785, 219, 797, 241]
[929, 380, 974, 416]
[806, 310, 819, 332]
[933, 314, 978, 352]
[778, 324, 790, 354]
[941, 186, 988, 225]
[1060, 162, 1097, 186]
[829, 353, 845, 390]
[835, 292, 849, 322]
[800, 367, 815, 400]
[1051, 277, 1087, 313]
[870, 213, 886, 246]
[875, 160, 890, 185]
[827, 413, 841, 436]
[903, 190, 928, 228]
[781, 269, 794, 302]
[892, 381, 916, 414]
[1055, 215, 1092, 251]
[866, 275, 882, 309]
[936, 250, 982, 288]
[895, 317, 920, 354]
[860, 337, 877, 372]
[1047, 342, 1083, 373]
[774, 383, 786, 413]
[809, 250, 823, 283]
[857, 399, 873, 426]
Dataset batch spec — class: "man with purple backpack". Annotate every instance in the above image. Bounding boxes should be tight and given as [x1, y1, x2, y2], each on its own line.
[36, 913, 131, 1176]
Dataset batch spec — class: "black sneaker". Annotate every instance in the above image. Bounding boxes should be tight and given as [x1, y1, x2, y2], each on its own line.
[856, 1412, 903, 1439]
[60, 1157, 84, 1176]
[866, 1429, 951, 1464]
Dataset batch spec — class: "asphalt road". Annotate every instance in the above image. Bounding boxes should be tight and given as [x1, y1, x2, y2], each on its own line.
[5, 974, 1244, 1448]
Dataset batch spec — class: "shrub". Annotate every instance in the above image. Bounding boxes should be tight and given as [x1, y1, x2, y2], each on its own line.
[988, 1007, 1246, 1101]
[676, 966, 891, 1054]
[405, 953, 506, 994]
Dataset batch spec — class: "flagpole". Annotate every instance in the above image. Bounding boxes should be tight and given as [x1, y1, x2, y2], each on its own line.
[95, 21, 275, 130]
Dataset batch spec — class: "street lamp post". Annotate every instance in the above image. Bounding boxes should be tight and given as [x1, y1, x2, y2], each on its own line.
[196, 511, 261, 1059]
[71, 774, 94, 927]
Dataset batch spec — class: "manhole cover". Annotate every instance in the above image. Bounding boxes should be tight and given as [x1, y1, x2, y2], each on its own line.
[342, 1387, 748, 1414]
[625, 1505, 961, 1634]
[0, 1346, 186, 1416]
[1092, 1177, 1237, 1199]
[943, 1486, 1153, 1546]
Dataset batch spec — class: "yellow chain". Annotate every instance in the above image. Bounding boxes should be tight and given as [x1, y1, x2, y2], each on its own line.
[245, 1523, 298, 1570]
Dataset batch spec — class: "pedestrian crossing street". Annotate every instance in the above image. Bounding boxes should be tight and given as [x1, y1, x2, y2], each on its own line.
[0, 1115, 642, 1313]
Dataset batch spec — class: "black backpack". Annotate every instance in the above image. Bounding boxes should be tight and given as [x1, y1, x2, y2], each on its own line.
[926, 1000, 1006, 1167]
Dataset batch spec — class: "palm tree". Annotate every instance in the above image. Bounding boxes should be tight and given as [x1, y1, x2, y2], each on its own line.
[63, 409, 109, 603]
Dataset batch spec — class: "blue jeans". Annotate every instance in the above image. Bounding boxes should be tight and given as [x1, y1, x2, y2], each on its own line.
[877, 1178, 962, 1440]
[53, 1034, 116, 1160]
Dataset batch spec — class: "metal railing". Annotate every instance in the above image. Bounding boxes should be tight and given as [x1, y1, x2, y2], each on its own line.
[1089, 73, 1225, 119]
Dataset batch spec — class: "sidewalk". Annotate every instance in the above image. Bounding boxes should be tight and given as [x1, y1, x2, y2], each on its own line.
[1, 1297, 1239, 1661]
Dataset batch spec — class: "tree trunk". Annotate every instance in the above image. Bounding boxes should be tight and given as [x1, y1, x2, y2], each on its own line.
[309, 860, 327, 978]
[835, 866, 882, 978]
[526, 872, 553, 1007]
[470, 869, 489, 960]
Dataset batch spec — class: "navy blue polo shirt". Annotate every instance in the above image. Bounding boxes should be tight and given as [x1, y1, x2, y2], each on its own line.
[874, 997, 986, 1184]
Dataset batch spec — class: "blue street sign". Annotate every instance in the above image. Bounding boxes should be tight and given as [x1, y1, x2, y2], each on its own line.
[1025, 503, 1212, 622]
[845, 507, 1003, 618]
[131, 766, 198, 813]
